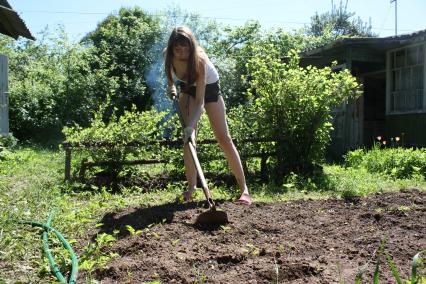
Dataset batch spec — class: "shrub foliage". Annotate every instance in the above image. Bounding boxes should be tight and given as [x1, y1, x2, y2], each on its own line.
[245, 47, 361, 183]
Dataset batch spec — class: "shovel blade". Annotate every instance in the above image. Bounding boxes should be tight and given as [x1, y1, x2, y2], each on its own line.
[195, 209, 228, 226]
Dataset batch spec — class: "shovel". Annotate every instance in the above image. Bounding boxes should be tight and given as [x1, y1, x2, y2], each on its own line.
[172, 96, 228, 226]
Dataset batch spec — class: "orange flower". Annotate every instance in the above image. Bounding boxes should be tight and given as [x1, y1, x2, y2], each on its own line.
[383, 141, 387, 145]
[395, 136, 400, 142]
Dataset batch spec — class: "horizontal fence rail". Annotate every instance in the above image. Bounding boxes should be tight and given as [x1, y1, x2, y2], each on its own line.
[62, 137, 282, 181]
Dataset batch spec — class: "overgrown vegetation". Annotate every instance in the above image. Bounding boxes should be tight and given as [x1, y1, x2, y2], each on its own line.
[81, 7, 162, 116]
[0, 134, 18, 160]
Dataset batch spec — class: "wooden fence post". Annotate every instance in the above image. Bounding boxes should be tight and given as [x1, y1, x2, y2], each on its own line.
[260, 149, 268, 183]
[0, 55, 9, 136]
[64, 146, 71, 181]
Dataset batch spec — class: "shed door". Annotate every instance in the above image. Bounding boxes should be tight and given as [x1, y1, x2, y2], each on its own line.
[347, 96, 362, 149]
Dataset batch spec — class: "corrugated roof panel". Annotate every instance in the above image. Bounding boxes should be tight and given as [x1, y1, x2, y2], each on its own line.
[0, 0, 11, 9]
[0, 0, 35, 40]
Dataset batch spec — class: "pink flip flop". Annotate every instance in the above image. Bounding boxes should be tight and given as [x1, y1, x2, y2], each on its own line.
[236, 193, 252, 205]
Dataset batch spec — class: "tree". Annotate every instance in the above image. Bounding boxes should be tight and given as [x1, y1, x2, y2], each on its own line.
[4, 27, 93, 142]
[81, 7, 162, 115]
[209, 21, 262, 107]
[307, 0, 376, 39]
[210, 22, 311, 107]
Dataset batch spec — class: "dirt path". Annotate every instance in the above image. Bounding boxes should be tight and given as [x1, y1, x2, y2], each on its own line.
[79, 189, 426, 283]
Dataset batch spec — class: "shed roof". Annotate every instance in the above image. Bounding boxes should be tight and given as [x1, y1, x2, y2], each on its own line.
[0, 0, 35, 40]
[304, 29, 426, 57]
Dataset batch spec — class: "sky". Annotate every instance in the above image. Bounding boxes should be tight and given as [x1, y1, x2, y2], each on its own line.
[7, 0, 426, 42]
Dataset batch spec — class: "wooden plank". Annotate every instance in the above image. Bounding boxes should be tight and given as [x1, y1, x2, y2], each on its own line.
[78, 152, 274, 182]
[64, 137, 278, 181]
[61, 137, 281, 149]
[0, 54, 8, 136]
[64, 147, 71, 181]
[63, 137, 278, 180]
[350, 47, 386, 63]
[423, 43, 426, 111]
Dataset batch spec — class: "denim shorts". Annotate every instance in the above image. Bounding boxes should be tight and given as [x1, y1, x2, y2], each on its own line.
[178, 80, 221, 104]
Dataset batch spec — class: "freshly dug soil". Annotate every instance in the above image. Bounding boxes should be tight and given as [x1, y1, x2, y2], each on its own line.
[79, 189, 426, 283]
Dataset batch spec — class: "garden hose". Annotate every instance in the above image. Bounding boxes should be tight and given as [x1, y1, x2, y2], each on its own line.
[42, 210, 72, 283]
[17, 210, 78, 284]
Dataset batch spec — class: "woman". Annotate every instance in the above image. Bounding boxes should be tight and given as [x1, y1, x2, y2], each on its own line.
[164, 26, 252, 205]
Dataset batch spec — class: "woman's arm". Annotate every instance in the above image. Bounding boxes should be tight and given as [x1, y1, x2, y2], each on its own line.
[187, 61, 206, 129]
[166, 78, 176, 99]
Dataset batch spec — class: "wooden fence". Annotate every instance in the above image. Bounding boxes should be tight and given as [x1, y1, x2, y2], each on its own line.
[62, 137, 279, 182]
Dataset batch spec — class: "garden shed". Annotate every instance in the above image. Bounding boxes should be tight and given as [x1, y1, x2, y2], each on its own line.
[0, 0, 34, 136]
[301, 29, 426, 158]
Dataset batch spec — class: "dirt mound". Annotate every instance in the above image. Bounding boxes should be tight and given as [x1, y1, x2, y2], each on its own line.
[79, 189, 426, 283]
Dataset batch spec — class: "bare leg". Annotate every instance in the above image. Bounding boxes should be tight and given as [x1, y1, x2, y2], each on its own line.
[204, 96, 250, 200]
[179, 93, 197, 196]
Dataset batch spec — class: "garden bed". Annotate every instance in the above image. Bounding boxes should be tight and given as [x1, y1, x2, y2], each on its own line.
[78, 188, 426, 283]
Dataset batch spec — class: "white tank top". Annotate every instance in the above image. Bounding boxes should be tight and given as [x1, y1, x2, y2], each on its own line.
[174, 58, 219, 85]
[204, 58, 219, 84]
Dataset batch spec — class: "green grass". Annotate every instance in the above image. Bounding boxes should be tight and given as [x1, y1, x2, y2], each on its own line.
[0, 147, 183, 283]
[0, 147, 425, 283]
[251, 165, 426, 203]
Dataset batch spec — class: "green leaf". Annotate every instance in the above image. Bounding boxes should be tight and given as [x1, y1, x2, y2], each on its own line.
[411, 251, 425, 284]
[385, 251, 402, 284]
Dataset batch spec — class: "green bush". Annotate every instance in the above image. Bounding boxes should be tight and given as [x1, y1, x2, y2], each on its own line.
[245, 47, 361, 184]
[63, 99, 170, 181]
[5, 29, 96, 143]
[82, 7, 162, 115]
[0, 134, 18, 161]
[344, 145, 426, 179]
[4, 7, 162, 144]
[0, 134, 18, 149]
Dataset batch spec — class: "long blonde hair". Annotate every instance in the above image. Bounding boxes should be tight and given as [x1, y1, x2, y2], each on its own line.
[164, 26, 205, 91]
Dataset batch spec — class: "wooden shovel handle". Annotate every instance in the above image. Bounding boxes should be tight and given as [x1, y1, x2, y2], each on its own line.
[173, 98, 215, 209]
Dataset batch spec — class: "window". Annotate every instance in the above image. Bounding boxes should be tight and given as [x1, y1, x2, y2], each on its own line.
[388, 44, 425, 113]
